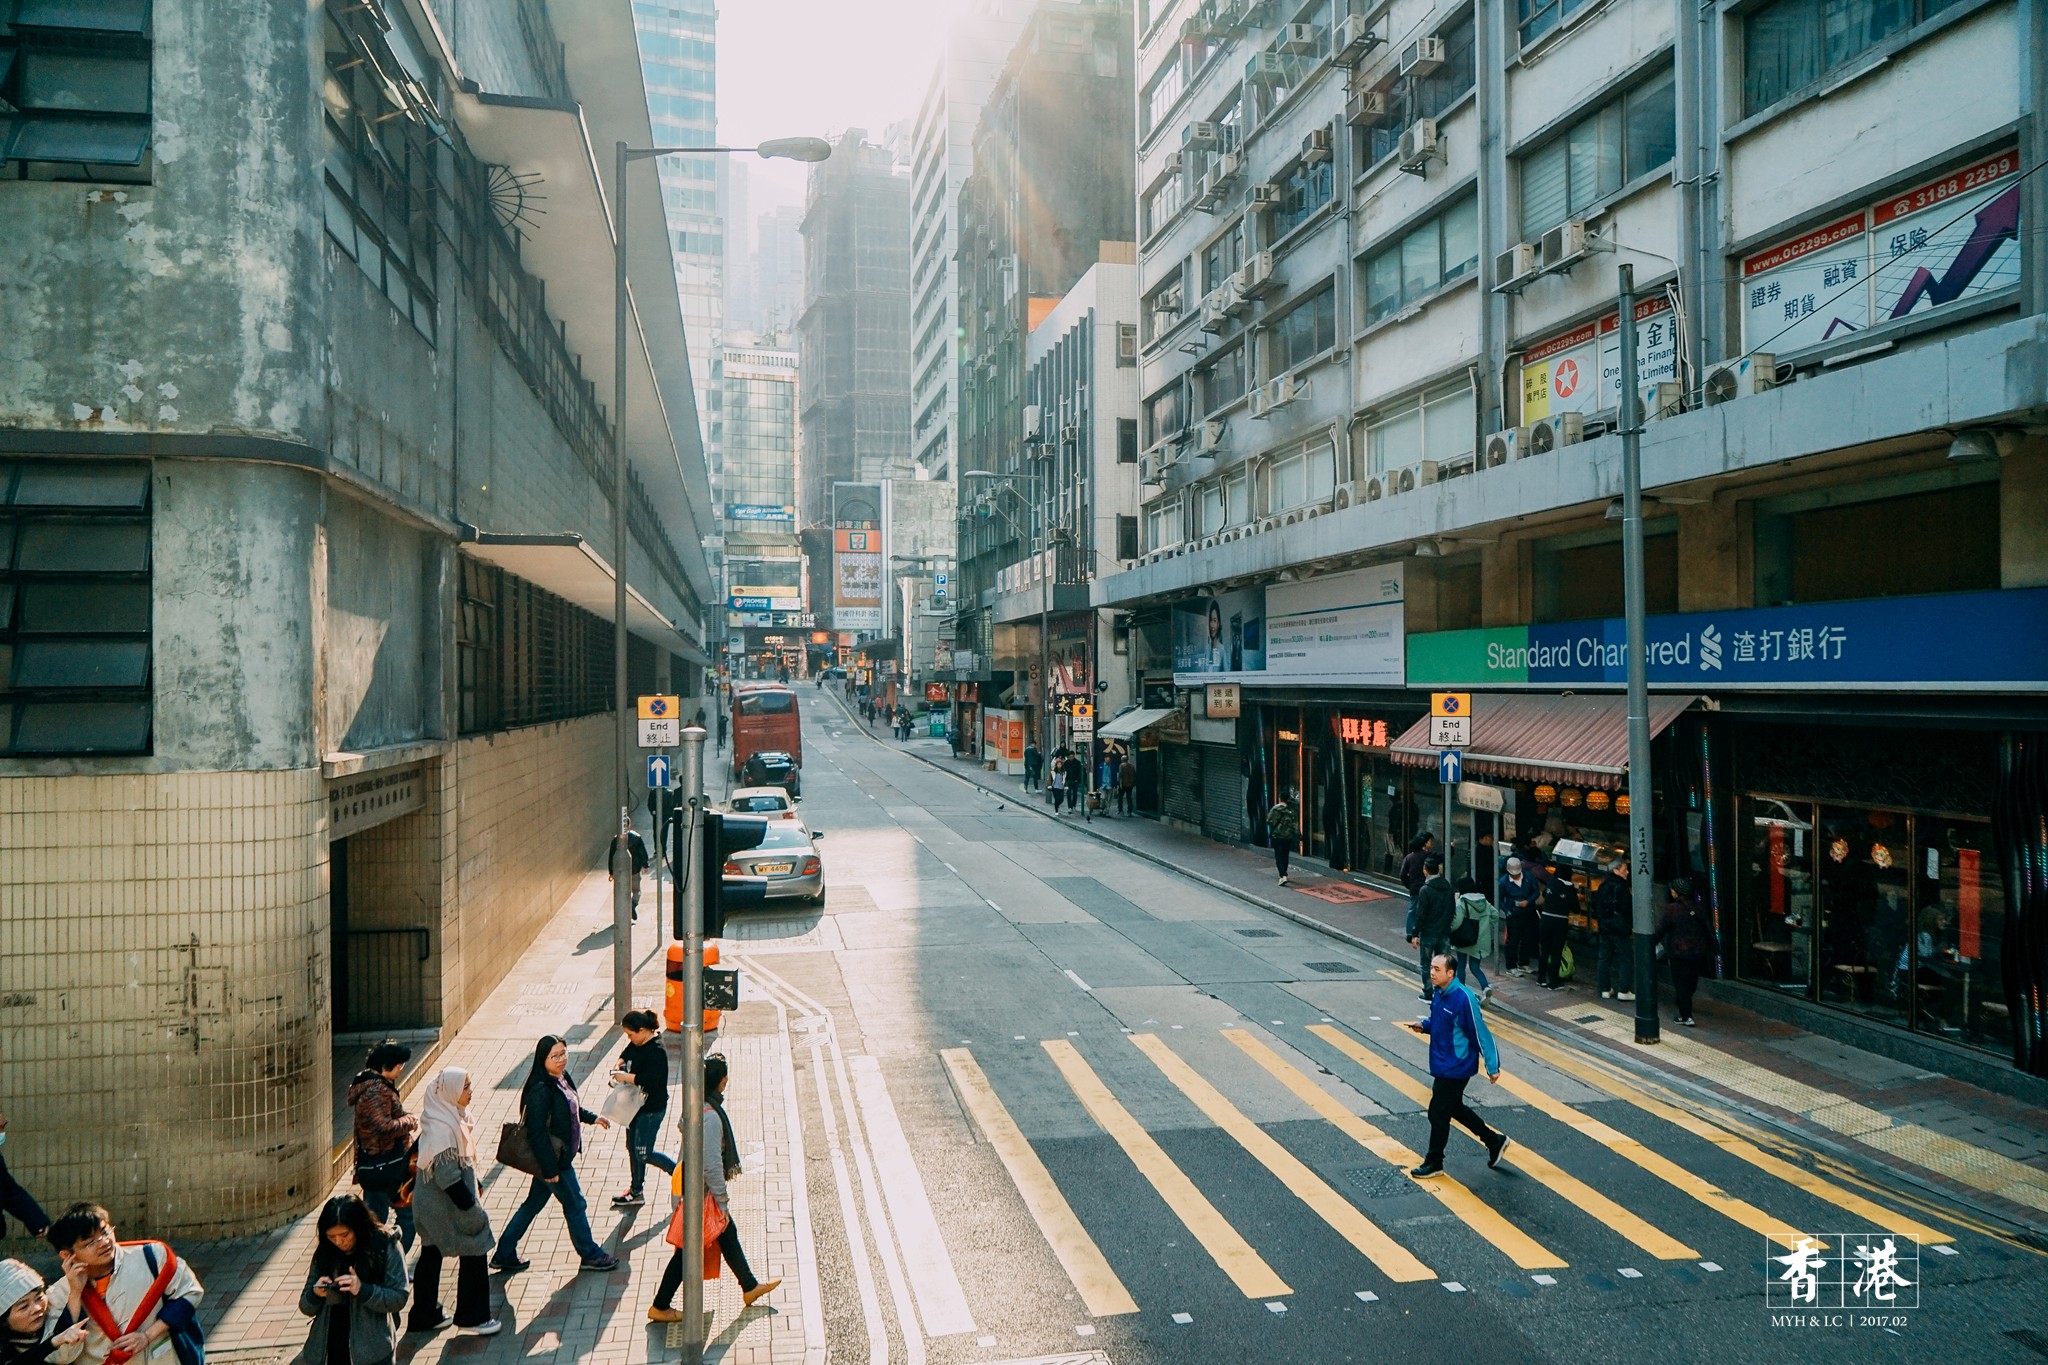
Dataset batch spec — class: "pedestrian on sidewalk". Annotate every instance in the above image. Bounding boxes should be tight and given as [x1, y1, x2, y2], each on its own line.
[1265, 795, 1300, 886]
[346, 1039, 419, 1255]
[647, 1055, 780, 1322]
[1657, 879, 1716, 1026]
[1408, 854, 1455, 999]
[297, 1195, 408, 1365]
[1497, 856, 1540, 974]
[611, 1009, 675, 1207]
[1, 1262, 87, 1365]
[405, 1067, 501, 1338]
[1398, 833, 1434, 908]
[1022, 740, 1042, 791]
[1061, 751, 1086, 812]
[609, 826, 650, 923]
[1451, 877, 1498, 1002]
[1116, 752, 1136, 815]
[715, 707, 728, 752]
[491, 1035, 619, 1274]
[1535, 868, 1577, 990]
[1406, 954, 1508, 1179]
[0, 1109, 50, 1242]
[1048, 747, 1067, 811]
[43, 1203, 203, 1365]
[1592, 857, 1636, 1001]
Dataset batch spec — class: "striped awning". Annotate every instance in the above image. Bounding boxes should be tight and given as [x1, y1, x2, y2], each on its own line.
[1389, 693, 1699, 790]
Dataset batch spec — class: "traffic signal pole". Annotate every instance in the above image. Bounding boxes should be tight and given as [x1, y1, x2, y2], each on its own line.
[677, 724, 709, 1365]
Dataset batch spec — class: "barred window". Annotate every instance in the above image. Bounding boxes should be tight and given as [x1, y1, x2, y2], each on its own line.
[0, 0, 154, 181]
[0, 459, 152, 756]
[458, 558, 616, 734]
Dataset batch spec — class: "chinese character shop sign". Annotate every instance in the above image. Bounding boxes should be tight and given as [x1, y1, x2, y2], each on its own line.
[1406, 588, 2048, 691]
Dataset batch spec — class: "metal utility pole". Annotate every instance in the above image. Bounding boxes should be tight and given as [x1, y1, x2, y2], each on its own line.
[677, 724, 710, 1363]
[1617, 265, 1661, 1046]
[611, 139, 635, 1021]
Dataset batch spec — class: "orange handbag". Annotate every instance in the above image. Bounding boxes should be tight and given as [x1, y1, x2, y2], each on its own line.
[665, 1193, 732, 1279]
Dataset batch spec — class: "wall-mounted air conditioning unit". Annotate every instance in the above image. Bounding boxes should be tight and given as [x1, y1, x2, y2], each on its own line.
[1538, 219, 1593, 274]
[1400, 35, 1445, 77]
[1333, 15, 1381, 65]
[1060, 422, 1080, 446]
[1302, 127, 1333, 164]
[1526, 412, 1583, 453]
[1199, 535, 1219, 550]
[1480, 427, 1525, 467]
[1277, 22, 1318, 54]
[1219, 283, 1252, 317]
[1646, 381, 1687, 420]
[1248, 182, 1283, 208]
[1196, 419, 1226, 455]
[1235, 250, 1279, 298]
[1158, 284, 1185, 315]
[1395, 460, 1440, 493]
[1022, 404, 1043, 441]
[1703, 353, 1778, 404]
[1346, 90, 1389, 125]
[1247, 386, 1273, 419]
[1493, 243, 1538, 293]
[1140, 449, 1176, 483]
[1200, 291, 1232, 332]
[1332, 479, 1370, 509]
[1195, 168, 1228, 212]
[1398, 119, 1441, 175]
[1265, 373, 1302, 409]
[1246, 52, 1289, 84]
[1367, 472, 1395, 499]
[1212, 151, 1242, 183]
[1184, 121, 1222, 150]
[1258, 516, 1282, 533]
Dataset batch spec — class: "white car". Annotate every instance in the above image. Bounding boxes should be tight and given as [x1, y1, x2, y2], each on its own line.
[727, 786, 804, 824]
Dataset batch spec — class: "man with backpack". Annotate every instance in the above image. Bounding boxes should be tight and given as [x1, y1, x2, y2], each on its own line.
[1449, 877, 1498, 1002]
[1265, 796, 1300, 886]
[43, 1202, 205, 1365]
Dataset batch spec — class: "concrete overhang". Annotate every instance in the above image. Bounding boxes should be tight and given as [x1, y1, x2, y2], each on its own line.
[460, 530, 709, 665]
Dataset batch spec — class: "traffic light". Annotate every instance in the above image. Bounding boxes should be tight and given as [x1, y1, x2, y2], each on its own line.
[688, 809, 768, 939]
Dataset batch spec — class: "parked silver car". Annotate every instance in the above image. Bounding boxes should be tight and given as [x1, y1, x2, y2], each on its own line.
[724, 820, 826, 906]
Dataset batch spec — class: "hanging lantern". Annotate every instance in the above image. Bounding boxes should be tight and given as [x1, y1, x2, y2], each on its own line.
[1585, 790, 1611, 811]
[1533, 784, 1557, 804]
[1615, 794, 1631, 815]
[1871, 842, 1893, 869]
[1829, 837, 1850, 864]
[1560, 788, 1583, 807]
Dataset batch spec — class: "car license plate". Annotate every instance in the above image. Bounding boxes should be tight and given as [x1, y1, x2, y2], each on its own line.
[756, 862, 793, 875]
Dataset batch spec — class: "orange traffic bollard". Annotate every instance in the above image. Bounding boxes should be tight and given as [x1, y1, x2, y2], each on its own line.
[663, 941, 723, 1033]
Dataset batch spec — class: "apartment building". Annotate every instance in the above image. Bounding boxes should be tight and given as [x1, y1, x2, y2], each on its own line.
[1106, 0, 2048, 1079]
[0, 0, 713, 1232]
[714, 336, 806, 676]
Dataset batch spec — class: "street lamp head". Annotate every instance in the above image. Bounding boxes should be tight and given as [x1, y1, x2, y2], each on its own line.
[757, 136, 832, 163]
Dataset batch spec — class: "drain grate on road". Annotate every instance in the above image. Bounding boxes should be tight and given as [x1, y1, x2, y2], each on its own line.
[1573, 1013, 1604, 1024]
[1304, 961, 1359, 974]
[1343, 1165, 1420, 1199]
[1235, 928, 1282, 938]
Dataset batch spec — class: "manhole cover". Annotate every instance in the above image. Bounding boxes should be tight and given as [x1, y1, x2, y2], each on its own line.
[1235, 928, 1282, 938]
[1573, 1013, 1604, 1024]
[1342, 1165, 1419, 1199]
[1304, 961, 1359, 974]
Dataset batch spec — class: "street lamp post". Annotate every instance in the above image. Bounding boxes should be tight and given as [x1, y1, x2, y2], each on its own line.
[608, 133, 829, 1365]
[1616, 263, 1661, 1047]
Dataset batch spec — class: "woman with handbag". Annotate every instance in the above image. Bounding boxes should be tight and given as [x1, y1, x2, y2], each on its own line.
[490, 1036, 619, 1275]
[297, 1195, 408, 1365]
[646, 1055, 779, 1321]
[346, 1041, 419, 1254]
[404, 1068, 499, 1337]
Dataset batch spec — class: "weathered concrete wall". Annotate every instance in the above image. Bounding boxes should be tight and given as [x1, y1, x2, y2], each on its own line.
[322, 492, 439, 753]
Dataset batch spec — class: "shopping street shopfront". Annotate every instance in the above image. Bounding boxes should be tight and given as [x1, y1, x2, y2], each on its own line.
[1407, 586, 2048, 1080]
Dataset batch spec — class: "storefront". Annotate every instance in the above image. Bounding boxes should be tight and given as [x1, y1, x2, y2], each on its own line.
[1246, 698, 1427, 875]
[1098, 701, 1183, 822]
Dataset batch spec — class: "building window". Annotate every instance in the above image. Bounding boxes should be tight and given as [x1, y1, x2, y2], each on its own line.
[1365, 378, 1475, 474]
[1197, 479, 1227, 536]
[458, 558, 616, 735]
[1116, 515, 1140, 561]
[1753, 478, 1997, 607]
[1268, 284, 1336, 373]
[1742, 0, 1965, 116]
[1142, 48, 1186, 137]
[1199, 343, 1247, 412]
[1144, 169, 1188, 237]
[1117, 418, 1139, 464]
[1362, 195, 1478, 324]
[0, 460, 153, 756]
[1261, 439, 1338, 514]
[1145, 380, 1186, 444]
[1357, 9, 1475, 167]
[1202, 220, 1246, 293]
[1516, 0, 1597, 45]
[1517, 65, 1675, 237]
[1265, 156, 1333, 240]
[0, 2, 153, 181]
[1145, 497, 1183, 551]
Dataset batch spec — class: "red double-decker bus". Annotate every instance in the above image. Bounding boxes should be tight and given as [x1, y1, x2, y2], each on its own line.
[731, 681, 802, 780]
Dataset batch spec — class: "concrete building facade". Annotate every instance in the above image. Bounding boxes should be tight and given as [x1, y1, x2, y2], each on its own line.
[715, 335, 806, 676]
[0, 0, 714, 1234]
[1106, 0, 2048, 1079]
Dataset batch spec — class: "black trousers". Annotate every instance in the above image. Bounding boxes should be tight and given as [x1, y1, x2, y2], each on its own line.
[408, 1245, 490, 1328]
[655, 1220, 759, 1302]
[1505, 910, 1537, 969]
[1425, 1075, 1498, 1163]
[1671, 960, 1703, 1017]
[1537, 914, 1570, 985]
[1273, 839, 1294, 877]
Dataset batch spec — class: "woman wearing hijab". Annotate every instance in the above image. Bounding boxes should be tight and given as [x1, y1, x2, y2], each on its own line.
[405, 1068, 500, 1336]
[490, 1035, 618, 1275]
[298, 1195, 408, 1365]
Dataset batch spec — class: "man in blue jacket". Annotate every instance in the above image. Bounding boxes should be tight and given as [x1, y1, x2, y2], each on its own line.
[1406, 953, 1509, 1178]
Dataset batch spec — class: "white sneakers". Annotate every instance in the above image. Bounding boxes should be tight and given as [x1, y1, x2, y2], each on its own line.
[461, 1320, 503, 1337]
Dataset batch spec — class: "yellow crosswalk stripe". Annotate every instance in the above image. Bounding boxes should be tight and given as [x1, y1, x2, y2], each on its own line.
[1041, 1039, 1294, 1299]
[1487, 1017, 1952, 1244]
[1302, 1025, 1695, 1260]
[1127, 1033, 1435, 1283]
[940, 1049, 1138, 1317]
[1222, 1029, 1563, 1270]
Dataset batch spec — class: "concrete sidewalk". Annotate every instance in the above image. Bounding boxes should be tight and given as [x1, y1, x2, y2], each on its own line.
[875, 709, 2048, 1241]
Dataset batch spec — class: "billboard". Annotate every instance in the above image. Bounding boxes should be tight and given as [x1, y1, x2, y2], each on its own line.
[1519, 296, 1677, 423]
[1174, 586, 1266, 673]
[833, 527, 882, 631]
[1264, 563, 1405, 683]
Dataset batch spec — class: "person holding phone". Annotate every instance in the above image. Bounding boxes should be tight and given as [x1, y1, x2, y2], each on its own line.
[298, 1195, 407, 1365]
[42, 1204, 202, 1365]
[1405, 954, 1509, 1179]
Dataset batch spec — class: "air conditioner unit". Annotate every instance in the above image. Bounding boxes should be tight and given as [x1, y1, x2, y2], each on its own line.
[1277, 22, 1318, 54]
[1022, 404, 1043, 440]
[1161, 150, 1186, 178]
[1247, 386, 1273, 419]
[1200, 535, 1219, 550]
[1117, 322, 1138, 363]
[1301, 127, 1333, 164]
[1158, 284, 1185, 315]
[1365, 473, 1392, 500]
[1395, 459, 1440, 493]
[1234, 250, 1278, 297]
[1219, 283, 1252, 316]
[1212, 151, 1242, 183]
[1493, 242, 1538, 293]
[1398, 119, 1441, 174]
[1266, 373, 1301, 408]
[1184, 121, 1222, 151]
[1259, 516, 1282, 533]
[1060, 422, 1080, 445]
[1346, 90, 1390, 125]
[1703, 353, 1778, 404]
[1333, 15, 1381, 64]
[1248, 182, 1283, 208]
[1139, 451, 1164, 483]
[1480, 427, 1525, 467]
[1194, 168, 1227, 212]
[1283, 509, 1306, 525]
[1246, 52, 1289, 84]
[1538, 219, 1593, 274]
[1526, 412, 1584, 453]
[1200, 291, 1232, 332]
[1400, 35, 1445, 77]
[1181, 14, 1214, 43]
[1196, 419, 1226, 455]
[1332, 478, 1369, 509]
[1646, 381, 1687, 420]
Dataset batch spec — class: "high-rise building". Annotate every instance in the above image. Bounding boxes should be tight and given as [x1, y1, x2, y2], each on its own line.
[909, 3, 1031, 480]
[714, 334, 805, 675]
[722, 156, 754, 339]
[634, 0, 721, 447]
[754, 203, 806, 335]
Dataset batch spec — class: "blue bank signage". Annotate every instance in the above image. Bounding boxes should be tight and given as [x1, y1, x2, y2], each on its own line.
[728, 503, 795, 522]
[1407, 588, 2048, 691]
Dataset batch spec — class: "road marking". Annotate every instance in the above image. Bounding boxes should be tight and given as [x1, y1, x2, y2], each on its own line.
[1064, 969, 1094, 993]
[1130, 1033, 1434, 1283]
[1223, 1029, 1559, 1271]
[1488, 1017, 1951, 1244]
[1531, 1274, 1556, 1286]
[1305, 1025, 1696, 1261]
[1354, 1290, 1378, 1303]
[851, 1055, 977, 1337]
[1172, 1312, 1193, 1324]
[940, 1049, 1138, 1318]
[1042, 1039, 1293, 1299]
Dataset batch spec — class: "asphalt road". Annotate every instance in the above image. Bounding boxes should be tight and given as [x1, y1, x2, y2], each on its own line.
[720, 693, 2048, 1365]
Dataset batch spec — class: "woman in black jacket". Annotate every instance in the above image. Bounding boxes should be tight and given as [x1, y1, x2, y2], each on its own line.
[489, 1035, 618, 1275]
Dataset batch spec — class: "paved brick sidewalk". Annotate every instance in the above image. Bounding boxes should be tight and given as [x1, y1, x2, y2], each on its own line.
[180, 868, 813, 1365]
[881, 716, 2048, 1239]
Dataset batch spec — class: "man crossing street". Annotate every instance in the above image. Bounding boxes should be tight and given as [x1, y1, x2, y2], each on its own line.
[1407, 953, 1508, 1179]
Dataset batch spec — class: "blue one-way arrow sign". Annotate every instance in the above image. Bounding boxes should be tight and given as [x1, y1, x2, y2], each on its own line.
[1438, 750, 1463, 784]
[647, 755, 672, 789]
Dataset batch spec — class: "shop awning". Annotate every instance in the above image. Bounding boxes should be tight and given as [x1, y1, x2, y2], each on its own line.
[1388, 693, 1698, 789]
[1097, 706, 1177, 741]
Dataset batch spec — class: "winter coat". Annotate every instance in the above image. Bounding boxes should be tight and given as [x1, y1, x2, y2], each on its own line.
[1591, 875, 1633, 936]
[1417, 981, 1498, 1081]
[1496, 872, 1540, 918]
[1265, 802, 1299, 842]
[1538, 875, 1579, 920]
[345, 1072, 418, 1161]
[521, 1076, 598, 1181]
[297, 1235, 408, 1365]
[1411, 875, 1456, 943]
[1398, 848, 1429, 894]
[1657, 896, 1717, 963]
[1452, 892, 1500, 957]
[0, 1332, 82, 1365]
[411, 1146, 495, 1258]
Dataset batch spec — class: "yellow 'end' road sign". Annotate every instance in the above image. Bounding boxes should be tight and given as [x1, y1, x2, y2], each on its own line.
[637, 694, 681, 720]
[1431, 692, 1471, 718]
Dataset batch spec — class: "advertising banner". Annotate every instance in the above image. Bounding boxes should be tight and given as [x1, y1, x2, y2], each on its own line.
[727, 504, 796, 522]
[1264, 563, 1406, 682]
[1519, 297, 1676, 423]
[1406, 587, 2048, 691]
[1048, 620, 1092, 694]
[1174, 586, 1266, 673]
[833, 527, 882, 631]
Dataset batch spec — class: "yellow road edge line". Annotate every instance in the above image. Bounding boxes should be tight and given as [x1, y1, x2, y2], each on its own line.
[1488, 1018, 1953, 1245]
[1040, 1039, 1294, 1299]
[1302, 1025, 1697, 1260]
[1220, 1029, 1563, 1270]
[939, 1049, 1138, 1317]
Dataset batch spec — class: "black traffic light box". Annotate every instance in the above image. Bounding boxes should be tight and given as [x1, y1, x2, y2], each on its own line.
[684, 810, 769, 939]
